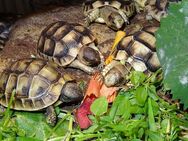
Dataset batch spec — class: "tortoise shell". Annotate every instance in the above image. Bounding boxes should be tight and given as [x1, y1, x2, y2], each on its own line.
[0, 59, 74, 111]
[83, 0, 135, 18]
[37, 21, 96, 66]
[145, 0, 168, 21]
[115, 26, 160, 72]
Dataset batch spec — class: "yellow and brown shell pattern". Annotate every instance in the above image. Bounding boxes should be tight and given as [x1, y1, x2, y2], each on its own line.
[37, 21, 96, 67]
[0, 59, 74, 111]
[115, 26, 160, 72]
[83, 0, 136, 18]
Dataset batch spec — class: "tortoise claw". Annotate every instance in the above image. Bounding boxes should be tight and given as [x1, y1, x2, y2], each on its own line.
[45, 106, 57, 126]
[84, 17, 90, 27]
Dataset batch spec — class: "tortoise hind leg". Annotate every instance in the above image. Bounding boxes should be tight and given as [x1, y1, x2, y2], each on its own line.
[45, 106, 57, 126]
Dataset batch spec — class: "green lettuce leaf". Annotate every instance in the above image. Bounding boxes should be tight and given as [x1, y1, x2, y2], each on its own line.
[156, 1, 188, 108]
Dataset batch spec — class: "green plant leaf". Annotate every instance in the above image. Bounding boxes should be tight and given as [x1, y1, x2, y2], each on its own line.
[156, 1, 188, 108]
[148, 98, 156, 132]
[91, 97, 108, 116]
[146, 85, 159, 101]
[16, 137, 42, 141]
[109, 93, 131, 120]
[130, 71, 146, 86]
[147, 131, 164, 141]
[14, 112, 69, 140]
[135, 86, 148, 106]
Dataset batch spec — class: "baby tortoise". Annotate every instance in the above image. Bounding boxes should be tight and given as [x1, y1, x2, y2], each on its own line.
[0, 58, 83, 126]
[37, 21, 104, 74]
[146, 0, 168, 21]
[83, 0, 136, 30]
[102, 26, 160, 87]
[145, 0, 181, 21]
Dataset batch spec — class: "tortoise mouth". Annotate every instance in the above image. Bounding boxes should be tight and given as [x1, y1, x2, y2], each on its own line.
[60, 82, 83, 103]
[107, 13, 124, 30]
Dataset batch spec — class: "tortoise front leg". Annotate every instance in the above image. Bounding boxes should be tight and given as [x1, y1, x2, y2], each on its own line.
[118, 10, 129, 24]
[69, 59, 95, 74]
[45, 106, 57, 126]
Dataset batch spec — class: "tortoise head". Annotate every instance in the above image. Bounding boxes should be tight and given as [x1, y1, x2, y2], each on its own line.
[134, 0, 147, 12]
[60, 81, 83, 103]
[104, 68, 125, 87]
[107, 12, 124, 30]
[102, 61, 129, 87]
[78, 44, 102, 67]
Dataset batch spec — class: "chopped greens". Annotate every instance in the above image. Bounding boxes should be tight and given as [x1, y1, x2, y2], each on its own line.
[0, 71, 188, 140]
[69, 71, 188, 140]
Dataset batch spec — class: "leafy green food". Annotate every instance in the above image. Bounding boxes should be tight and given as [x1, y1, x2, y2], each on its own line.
[70, 71, 188, 140]
[156, 0, 188, 108]
[90, 97, 108, 116]
[130, 71, 146, 86]
[1, 71, 188, 140]
[0, 109, 71, 141]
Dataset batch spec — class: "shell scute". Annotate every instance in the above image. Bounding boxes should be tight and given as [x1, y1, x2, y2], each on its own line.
[0, 59, 73, 111]
[53, 25, 71, 41]
[0, 71, 9, 93]
[116, 26, 160, 72]
[134, 31, 156, 51]
[45, 22, 64, 37]
[5, 73, 17, 97]
[23, 99, 34, 109]
[84, 0, 134, 14]
[38, 65, 60, 82]
[26, 59, 46, 74]
[117, 36, 133, 52]
[16, 74, 30, 98]
[130, 41, 152, 62]
[142, 26, 158, 35]
[146, 53, 160, 72]
[37, 21, 96, 67]
[11, 59, 33, 73]
[29, 75, 50, 98]
[43, 38, 56, 56]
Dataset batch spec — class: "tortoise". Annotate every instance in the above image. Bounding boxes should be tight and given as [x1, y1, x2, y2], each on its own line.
[0, 20, 12, 50]
[102, 26, 161, 87]
[37, 21, 104, 74]
[83, 0, 136, 30]
[145, 0, 168, 21]
[0, 58, 84, 126]
[145, 0, 180, 21]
